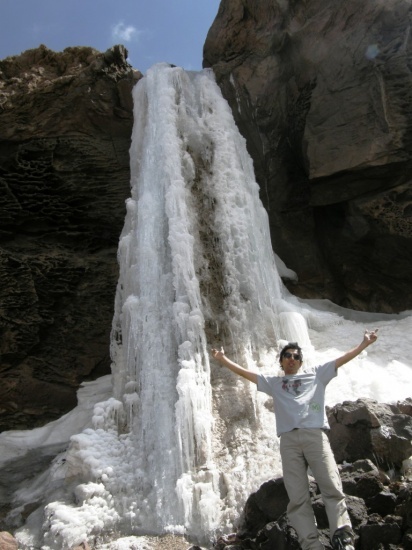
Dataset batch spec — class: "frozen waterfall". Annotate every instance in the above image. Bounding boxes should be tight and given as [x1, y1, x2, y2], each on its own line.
[3, 64, 412, 550]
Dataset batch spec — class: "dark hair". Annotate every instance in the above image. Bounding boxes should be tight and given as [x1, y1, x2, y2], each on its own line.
[279, 342, 303, 363]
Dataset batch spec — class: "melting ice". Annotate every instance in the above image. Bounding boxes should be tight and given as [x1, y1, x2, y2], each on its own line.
[1, 64, 412, 549]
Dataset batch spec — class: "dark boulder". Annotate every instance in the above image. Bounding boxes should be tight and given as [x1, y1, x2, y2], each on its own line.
[327, 398, 412, 469]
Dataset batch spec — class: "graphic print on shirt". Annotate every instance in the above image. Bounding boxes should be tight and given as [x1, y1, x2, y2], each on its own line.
[281, 378, 302, 396]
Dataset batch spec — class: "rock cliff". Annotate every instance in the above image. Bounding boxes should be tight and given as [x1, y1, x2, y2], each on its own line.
[0, 45, 141, 431]
[203, 0, 412, 313]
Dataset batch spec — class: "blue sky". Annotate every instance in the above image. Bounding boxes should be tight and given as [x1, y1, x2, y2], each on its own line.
[0, 0, 221, 74]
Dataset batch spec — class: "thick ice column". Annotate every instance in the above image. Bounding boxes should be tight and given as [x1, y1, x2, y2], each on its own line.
[111, 64, 313, 537]
[110, 65, 219, 534]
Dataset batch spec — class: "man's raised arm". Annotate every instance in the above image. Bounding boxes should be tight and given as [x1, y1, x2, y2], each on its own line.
[335, 329, 378, 369]
[211, 348, 258, 384]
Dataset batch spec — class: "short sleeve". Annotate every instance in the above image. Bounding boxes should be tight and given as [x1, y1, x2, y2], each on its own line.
[316, 360, 337, 385]
[257, 374, 277, 396]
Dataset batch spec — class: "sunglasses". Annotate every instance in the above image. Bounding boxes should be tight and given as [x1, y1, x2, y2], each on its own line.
[283, 352, 301, 361]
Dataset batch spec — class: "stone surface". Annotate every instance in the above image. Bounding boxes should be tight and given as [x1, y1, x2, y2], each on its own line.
[237, 478, 290, 538]
[327, 398, 412, 468]
[0, 45, 141, 431]
[203, 0, 412, 312]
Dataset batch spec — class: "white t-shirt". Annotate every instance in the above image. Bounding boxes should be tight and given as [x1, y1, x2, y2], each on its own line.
[257, 361, 337, 436]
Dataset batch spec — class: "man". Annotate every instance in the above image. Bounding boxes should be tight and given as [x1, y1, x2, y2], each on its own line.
[211, 329, 378, 550]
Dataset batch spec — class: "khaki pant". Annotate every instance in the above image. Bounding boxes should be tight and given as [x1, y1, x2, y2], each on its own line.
[280, 428, 351, 550]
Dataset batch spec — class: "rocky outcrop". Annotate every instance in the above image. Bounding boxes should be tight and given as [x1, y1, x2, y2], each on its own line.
[0, 45, 141, 431]
[203, 0, 412, 313]
[327, 398, 412, 468]
[215, 399, 412, 550]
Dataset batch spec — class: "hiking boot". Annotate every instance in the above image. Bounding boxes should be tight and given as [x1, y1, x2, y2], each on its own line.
[331, 526, 355, 550]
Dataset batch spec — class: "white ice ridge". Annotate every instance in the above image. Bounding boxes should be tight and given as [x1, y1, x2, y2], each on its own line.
[9, 63, 412, 550]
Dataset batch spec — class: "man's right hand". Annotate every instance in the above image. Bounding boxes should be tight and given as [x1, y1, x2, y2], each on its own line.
[211, 347, 225, 361]
[210, 347, 258, 384]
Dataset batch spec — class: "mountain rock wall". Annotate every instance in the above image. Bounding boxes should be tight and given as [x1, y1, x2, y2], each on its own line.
[0, 45, 141, 431]
[203, 0, 412, 313]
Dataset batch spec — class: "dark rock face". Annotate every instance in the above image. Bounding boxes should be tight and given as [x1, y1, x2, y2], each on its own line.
[0, 45, 141, 431]
[218, 399, 412, 550]
[203, 0, 412, 313]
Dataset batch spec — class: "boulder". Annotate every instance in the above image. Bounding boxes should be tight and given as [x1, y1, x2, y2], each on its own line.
[327, 398, 412, 468]
[358, 514, 403, 549]
[237, 478, 290, 538]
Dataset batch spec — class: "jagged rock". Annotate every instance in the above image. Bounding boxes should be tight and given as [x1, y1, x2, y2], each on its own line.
[252, 514, 301, 550]
[327, 398, 412, 468]
[358, 514, 403, 549]
[203, 0, 412, 313]
[341, 470, 385, 500]
[0, 45, 141, 431]
[398, 398, 412, 417]
[395, 483, 412, 528]
[237, 478, 290, 537]
[367, 491, 397, 517]
[343, 495, 369, 531]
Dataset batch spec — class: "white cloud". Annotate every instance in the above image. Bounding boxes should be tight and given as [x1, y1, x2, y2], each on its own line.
[111, 22, 140, 43]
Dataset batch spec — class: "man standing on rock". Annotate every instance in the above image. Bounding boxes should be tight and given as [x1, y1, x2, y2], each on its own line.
[211, 329, 379, 550]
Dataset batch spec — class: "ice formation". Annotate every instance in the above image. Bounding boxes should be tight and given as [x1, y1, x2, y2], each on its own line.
[2, 64, 412, 549]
